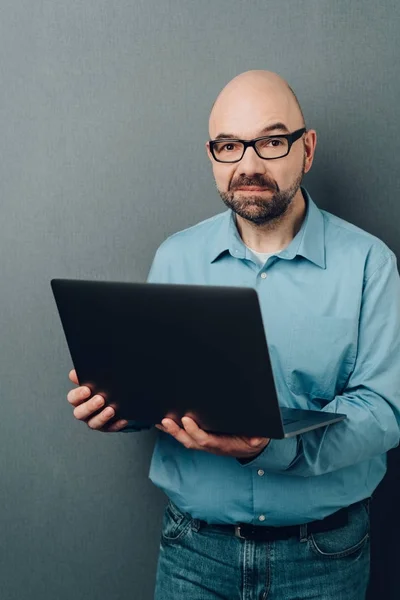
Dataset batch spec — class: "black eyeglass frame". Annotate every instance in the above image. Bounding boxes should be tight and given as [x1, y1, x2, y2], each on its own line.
[208, 127, 307, 163]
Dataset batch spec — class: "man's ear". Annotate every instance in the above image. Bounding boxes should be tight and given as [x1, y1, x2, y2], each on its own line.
[304, 129, 317, 174]
[205, 141, 213, 162]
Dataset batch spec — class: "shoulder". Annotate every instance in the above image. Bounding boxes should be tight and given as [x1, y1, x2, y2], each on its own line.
[147, 210, 229, 282]
[154, 210, 228, 257]
[321, 209, 396, 278]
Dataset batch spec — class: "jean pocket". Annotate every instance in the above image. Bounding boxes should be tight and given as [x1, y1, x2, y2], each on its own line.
[161, 501, 193, 543]
[308, 501, 370, 559]
[286, 316, 356, 399]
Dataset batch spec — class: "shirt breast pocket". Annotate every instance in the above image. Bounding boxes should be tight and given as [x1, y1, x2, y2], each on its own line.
[285, 316, 357, 400]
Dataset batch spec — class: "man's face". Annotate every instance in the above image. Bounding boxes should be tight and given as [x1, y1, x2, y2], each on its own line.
[207, 86, 313, 225]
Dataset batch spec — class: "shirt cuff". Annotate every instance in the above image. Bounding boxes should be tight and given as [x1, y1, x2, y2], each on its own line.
[237, 436, 298, 471]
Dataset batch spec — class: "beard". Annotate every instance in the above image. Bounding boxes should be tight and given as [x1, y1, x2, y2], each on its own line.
[217, 159, 305, 226]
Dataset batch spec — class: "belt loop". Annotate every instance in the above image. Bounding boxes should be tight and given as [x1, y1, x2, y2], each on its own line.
[299, 523, 308, 543]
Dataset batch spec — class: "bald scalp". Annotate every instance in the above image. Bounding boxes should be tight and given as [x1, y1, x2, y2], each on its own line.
[209, 70, 305, 138]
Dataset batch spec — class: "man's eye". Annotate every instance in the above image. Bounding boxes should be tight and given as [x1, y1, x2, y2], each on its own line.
[221, 143, 239, 151]
[269, 139, 283, 146]
[260, 138, 283, 147]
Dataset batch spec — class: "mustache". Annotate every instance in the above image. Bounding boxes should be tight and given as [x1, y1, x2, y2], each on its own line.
[229, 175, 279, 192]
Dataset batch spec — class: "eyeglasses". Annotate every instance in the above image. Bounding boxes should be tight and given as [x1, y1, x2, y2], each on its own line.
[209, 127, 306, 163]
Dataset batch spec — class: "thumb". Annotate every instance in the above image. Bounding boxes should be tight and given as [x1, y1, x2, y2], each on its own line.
[69, 369, 79, 385]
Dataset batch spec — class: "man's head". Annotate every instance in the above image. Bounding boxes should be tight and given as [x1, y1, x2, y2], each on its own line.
[206, 70, 316, 226]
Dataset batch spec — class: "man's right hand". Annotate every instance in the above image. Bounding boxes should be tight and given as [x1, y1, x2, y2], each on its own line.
[67, 369, 129, 432]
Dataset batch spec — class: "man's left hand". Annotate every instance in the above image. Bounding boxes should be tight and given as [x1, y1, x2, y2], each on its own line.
[155, 417, 270, 459]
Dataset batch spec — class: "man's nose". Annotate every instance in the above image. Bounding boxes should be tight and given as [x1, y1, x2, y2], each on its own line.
[238, 146, 267, 175]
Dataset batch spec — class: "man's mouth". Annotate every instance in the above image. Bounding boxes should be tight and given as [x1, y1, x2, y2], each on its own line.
[235, 187, 272, 192]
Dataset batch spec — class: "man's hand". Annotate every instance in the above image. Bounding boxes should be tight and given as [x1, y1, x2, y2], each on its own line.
[155, 417, 270, 458]
[67, 369, 129, 432]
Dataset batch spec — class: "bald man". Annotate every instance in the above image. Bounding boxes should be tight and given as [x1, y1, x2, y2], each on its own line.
[67, 71, 400, 599]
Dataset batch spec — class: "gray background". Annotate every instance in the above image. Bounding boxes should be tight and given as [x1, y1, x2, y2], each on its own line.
[1, 1, 399, 598]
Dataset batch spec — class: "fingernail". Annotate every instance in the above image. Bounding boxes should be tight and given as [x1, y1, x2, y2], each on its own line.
[104, 407, 114, 417]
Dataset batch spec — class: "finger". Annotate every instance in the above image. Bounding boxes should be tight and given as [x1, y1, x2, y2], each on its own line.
[181, 417, 210, 446]
[73, 395, 106, 421]
[161, 418, 198, 449]
[248, 437, 267, 447]
[69, 369, 79, 385]
[86, 405, 116, 430]
[240, 436, 269, 448]
[106, 419, 129, 432]
[67, 385, 92, 406]
[181, 417, 242, 451]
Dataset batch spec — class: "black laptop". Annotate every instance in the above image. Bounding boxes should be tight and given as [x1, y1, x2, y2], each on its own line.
[51, 279, 346, 439]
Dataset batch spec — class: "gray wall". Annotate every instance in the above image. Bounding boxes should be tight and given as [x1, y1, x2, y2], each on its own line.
[1, 1, 398, 598]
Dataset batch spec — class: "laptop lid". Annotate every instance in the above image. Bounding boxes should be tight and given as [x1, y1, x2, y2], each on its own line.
[51, 278, 287, 438]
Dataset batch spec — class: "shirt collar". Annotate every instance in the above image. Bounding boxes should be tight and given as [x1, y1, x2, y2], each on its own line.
[209, 187, 326, 269]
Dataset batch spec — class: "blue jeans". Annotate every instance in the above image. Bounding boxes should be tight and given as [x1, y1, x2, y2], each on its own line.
[154, 499, 370, 600]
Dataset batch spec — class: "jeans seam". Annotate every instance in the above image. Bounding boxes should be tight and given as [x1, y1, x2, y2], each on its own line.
[242, 540, 253, 600]
[260, 541, 271, 600]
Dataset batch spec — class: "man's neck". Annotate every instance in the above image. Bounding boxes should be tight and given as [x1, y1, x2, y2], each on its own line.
[235, 189, 306, 253]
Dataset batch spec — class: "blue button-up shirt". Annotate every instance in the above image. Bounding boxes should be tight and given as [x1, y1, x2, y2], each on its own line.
[127, 188, 400, 526]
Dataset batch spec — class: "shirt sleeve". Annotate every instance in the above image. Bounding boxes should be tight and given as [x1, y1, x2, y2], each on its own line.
[239, 252, 400, 474]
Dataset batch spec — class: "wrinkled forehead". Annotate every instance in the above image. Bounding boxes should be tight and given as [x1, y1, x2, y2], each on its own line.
[209, 86, 302, 140]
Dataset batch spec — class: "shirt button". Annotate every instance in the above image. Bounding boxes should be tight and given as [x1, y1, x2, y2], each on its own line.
[257, 469, 264, 476]
[260, 272, 267, 279]
[259, 515, 266, 522]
